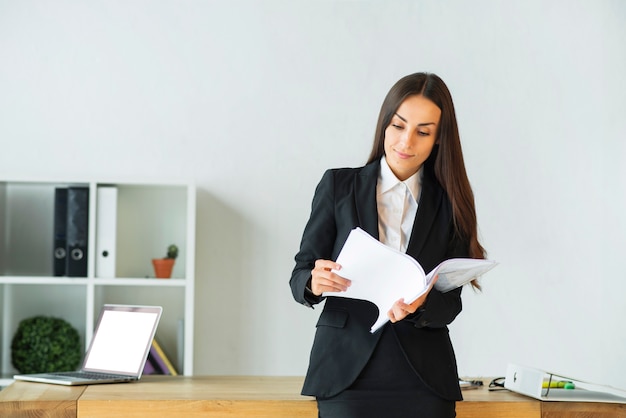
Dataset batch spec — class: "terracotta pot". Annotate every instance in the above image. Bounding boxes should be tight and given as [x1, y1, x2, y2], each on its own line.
[152, 258, 175, 279]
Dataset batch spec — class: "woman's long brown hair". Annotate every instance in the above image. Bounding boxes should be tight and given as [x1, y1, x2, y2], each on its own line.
[367, 72, 486, 287]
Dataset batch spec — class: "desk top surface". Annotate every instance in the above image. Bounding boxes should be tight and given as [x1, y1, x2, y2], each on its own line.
[83, 375, 314, 401]
[0, 379, 85, 402]
[5, 377, 624, 418]
[0, 375, 532, 403]
[79, 375, 529, 402]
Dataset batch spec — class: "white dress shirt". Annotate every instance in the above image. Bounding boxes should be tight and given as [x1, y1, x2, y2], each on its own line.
[376, 157, 422, 253]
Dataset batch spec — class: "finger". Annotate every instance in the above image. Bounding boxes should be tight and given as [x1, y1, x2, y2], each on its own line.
[387, 300, 415, 323]
[388, 304, 402, 322]
[318, 277, 349, 292]
[312, 262, 347, 283]
[392, 307, 406, 321]
[314, 259, 342, 271]
[315, 269, 351, 288]
[320, 270, 351, 290]
[330, 271, 351, 289]
[311, 272, 350, 295]
[311, 260, 351, 295]
[394, 298, 415, 314]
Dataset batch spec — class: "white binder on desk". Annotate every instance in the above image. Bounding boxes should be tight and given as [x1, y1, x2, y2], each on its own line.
[505, 363, 626, 404]
[96, 186, 118, 278]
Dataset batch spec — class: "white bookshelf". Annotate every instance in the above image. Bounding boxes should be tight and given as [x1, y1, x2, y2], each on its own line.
[0, 179, 195, 382]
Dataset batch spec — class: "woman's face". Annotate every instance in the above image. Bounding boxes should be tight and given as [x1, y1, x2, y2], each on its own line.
[384, 95, 441, 181]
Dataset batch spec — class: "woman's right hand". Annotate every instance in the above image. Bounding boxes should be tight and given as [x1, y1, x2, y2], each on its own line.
[310, 259, 351, 296]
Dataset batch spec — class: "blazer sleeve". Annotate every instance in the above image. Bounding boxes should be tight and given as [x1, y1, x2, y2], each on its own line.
[290, 170, 337, 307]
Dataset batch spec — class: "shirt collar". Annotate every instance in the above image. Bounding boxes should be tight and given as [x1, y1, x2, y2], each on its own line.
[378, 156, 422, 202]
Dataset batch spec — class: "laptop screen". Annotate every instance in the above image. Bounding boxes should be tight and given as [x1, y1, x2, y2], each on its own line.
[82, 305, 162, 375]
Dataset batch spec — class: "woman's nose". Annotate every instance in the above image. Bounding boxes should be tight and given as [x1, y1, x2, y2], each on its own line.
[399, 129, 413, 146]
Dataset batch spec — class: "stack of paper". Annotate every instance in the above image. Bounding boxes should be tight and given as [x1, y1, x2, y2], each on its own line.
[323, 228, 498, 332]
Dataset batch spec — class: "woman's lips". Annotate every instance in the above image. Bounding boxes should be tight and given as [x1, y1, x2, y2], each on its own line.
[394, 149, 413, 159]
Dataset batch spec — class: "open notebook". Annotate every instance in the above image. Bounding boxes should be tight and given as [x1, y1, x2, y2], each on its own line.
[14, 304, 162, 386]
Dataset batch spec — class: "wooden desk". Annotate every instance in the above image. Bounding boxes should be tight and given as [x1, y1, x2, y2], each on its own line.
[1, 376, 625, 418]
[0, 380, 85, 418]
[80, 376, 313, 418]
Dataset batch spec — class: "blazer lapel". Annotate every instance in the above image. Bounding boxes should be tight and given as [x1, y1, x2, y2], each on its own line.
[355, 161, 380, 239]
[406, 169, 444, 258]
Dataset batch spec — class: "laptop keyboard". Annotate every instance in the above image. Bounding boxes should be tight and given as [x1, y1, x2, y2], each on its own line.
[50, 371, 130, 380]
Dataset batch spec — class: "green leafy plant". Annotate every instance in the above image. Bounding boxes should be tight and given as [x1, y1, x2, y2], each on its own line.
[166, 244, 178, 259]
[11, 315, 82, 374]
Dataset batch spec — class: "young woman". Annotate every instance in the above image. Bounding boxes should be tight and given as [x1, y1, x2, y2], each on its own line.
[290, 72, 486, 417]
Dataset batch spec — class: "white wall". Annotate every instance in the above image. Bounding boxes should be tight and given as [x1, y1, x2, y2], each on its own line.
[1, 0, 625, 389]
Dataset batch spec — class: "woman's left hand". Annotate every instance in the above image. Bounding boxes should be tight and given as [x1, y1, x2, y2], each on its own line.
[387, 274, 438, 323]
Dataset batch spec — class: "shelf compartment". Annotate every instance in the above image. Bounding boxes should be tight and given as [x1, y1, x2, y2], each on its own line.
[94, 285, 186, 374]
[1, 283, 88, 376]
[113, 184, 188, 279]
[0, 181, 89, 277]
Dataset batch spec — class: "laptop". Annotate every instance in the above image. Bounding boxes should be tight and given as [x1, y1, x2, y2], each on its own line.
[14, 304, 162, 386]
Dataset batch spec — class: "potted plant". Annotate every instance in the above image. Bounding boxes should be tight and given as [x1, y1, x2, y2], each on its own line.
[12, 316, 82, 374]
[152, 244, 178, 279]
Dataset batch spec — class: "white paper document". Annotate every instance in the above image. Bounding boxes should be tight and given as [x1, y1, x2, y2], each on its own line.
[323, 228, 498, 332]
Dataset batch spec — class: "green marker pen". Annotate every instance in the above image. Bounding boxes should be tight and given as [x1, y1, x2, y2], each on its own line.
[542, 380, 575, 389]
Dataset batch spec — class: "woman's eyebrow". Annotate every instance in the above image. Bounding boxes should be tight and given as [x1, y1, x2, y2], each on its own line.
[393, 113, 436, 127]
[394, 112, 408, 122]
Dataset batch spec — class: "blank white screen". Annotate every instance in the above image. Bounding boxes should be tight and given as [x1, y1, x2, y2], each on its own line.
[84, 310, 157, 374]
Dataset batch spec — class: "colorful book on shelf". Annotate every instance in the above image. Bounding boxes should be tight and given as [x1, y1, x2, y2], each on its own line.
[143, 339, 178, 376]
[142, 355, 157, 375]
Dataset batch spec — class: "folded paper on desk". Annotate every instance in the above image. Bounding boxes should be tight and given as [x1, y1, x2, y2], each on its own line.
[322, 227, 498, 332]
[505, 363, 626, 404]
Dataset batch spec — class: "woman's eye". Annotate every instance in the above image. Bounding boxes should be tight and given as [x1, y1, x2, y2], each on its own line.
[418, 131, 430, 136]
[392, 124, 403, 129]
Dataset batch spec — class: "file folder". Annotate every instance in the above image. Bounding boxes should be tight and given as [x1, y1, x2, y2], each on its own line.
[96, 186, 117, 278]
[66, 187, 89, 277]
[53, 188, 68, 276]
[505, 363, 626, 404]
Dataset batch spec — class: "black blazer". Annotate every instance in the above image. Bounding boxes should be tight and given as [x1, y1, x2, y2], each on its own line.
[290, 159, 469, 401]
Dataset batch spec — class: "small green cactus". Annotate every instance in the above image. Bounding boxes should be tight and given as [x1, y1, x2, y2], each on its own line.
[166, 244, 178, 259]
